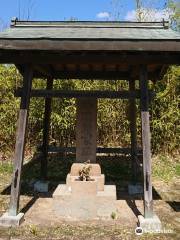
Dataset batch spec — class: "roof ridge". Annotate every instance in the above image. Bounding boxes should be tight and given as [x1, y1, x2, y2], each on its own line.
[10, 18, 169, 29]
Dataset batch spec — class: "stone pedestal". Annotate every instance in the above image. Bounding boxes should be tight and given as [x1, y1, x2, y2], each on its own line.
[0, 212, 24, 227]
[76, 98, 97, 163]
[128, 183, 143, 195]
[34, 180, 49, 193]
[138, 215, 162, 233]
[52, 163, 118, 220]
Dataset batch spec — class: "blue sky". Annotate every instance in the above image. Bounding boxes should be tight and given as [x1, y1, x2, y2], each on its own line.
[0, 0, 168, 27]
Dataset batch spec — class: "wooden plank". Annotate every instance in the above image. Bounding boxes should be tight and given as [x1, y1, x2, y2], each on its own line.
[0, 40, 179, 52]
[129, 78, 138, 183]
[41, 77, 54, 180]
[0, 51, 179, 65]
[15, 89, 143, 99]
[11, 20, 167, 28]
[43, 146, 142, 154]
[33, 70, 131, 80]
[9, 65, 33, 216]
[140, 64, 153, 218]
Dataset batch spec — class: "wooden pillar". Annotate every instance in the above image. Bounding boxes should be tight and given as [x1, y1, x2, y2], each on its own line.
[139, 65, 153, 218]
[9, 65, 33, 216]
[129, 78, 138, 183]
[41, 77, 54, 180]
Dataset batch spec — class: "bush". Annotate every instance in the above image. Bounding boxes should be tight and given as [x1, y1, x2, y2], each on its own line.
[0, 64, 179, 158]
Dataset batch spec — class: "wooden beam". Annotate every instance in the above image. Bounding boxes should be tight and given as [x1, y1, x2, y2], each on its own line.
[0, 50, 179, 65]
[42, 146, 142, 155]
[0, 39, 179, 52]
[33, 70, 131, 80]
[15, 89, 155, 99]
[41, 77, 54, 180]
[140, 64, 153, 218]
[129, 78, 138, 183]
[15, 89, 143, 99]
[9, 65, 33, 216]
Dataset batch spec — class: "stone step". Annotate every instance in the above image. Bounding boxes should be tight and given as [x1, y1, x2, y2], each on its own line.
[97, 185, 117, 200]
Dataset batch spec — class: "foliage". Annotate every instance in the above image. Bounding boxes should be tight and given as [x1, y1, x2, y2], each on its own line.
[0, 65, 21, 156]
[151, 66, 180, 153]
[0, 64, 179, 157]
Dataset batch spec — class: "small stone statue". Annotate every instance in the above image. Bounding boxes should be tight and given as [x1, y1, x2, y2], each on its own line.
[79, 161, 92, 181]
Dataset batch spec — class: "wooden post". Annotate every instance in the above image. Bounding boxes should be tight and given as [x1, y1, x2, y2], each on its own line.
[139, 65, 153, 218]
[9, 65, 33, 216]
[41, 77, 54, 180]
[129, 78, 138, 184]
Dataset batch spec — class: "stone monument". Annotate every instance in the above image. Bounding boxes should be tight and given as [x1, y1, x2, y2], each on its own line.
[52, 163, 118, 220]
[76, 98, 97, 163]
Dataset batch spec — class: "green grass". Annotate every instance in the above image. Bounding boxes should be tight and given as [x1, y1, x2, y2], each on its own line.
[175, 163, 180, 176]
[0, 161, 13, 175]
[153, 154, 179, 182]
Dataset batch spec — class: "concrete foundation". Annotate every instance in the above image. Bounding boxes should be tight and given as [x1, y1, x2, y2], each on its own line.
[52, 163, 118, 220]
[138, 214, 162, 233]
[0, 212, 24, 227]
[34, 180, 49, 193]
[128, 183, 143, 195]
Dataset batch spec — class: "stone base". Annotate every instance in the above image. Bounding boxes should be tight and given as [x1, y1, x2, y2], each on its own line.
[34, 180, 49, 193]
[128, 184, 143, 195]
[0, 212, 24, 227]
[53, 184, 117, 220]
[138, 215, 162, 233]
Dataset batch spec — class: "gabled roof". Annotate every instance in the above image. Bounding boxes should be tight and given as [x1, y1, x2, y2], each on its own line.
[0, 19, 179, 52]
[0, 19, 179, 41]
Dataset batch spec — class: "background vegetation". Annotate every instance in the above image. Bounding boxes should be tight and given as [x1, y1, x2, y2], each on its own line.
[0, 64, 179, 159]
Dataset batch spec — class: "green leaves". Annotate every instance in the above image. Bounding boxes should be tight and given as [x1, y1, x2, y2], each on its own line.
[0, 64, 179, 157]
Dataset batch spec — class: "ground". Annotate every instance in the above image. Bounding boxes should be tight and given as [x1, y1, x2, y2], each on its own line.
[0, 153, 179, 239]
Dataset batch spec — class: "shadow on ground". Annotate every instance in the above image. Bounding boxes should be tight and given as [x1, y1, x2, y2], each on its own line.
[1, 151, 163, 216]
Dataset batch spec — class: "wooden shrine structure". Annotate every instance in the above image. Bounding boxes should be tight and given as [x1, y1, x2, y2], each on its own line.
[0, 19, 179, 226]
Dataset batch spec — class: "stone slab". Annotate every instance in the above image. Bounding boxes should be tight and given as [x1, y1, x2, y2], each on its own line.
[71, 180, 97, 196]
[138, 214, 162, 233]
[76, 98, 97, 163]
[128, 183, 143, 195]
[52, 184, 117, 220]
[66, 173, 105, 191]
[53, 184, 71, 198]
[34, 180, 49, 193]
[70, 163, 101, 176]
[0, 212, 24, 227]
[97, 185, 117, 200]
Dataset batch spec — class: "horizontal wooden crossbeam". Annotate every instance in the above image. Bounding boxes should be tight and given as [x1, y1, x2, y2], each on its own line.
[0, 50, 179, 65]
[39, 146, 142, 155]
[15, 89, 154, 99]
[34, 70, 131, 80]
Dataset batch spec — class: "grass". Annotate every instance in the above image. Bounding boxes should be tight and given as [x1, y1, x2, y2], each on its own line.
[0, 224, 178, 240]
[0, 153, 179, 240]
[0, 161, 13, 175]
[152, 154, 180, 183]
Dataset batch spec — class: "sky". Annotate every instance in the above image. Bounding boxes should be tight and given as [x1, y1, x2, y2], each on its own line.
[0, 0, 170, 28]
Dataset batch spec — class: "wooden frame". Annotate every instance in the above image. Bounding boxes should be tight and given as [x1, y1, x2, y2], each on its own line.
[9, 65, 33, 216]
[15, 89, 154, 99]
[140, 65, 153, 218]
[41, 77, 54, 180]
[129, 78, 138, 183]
